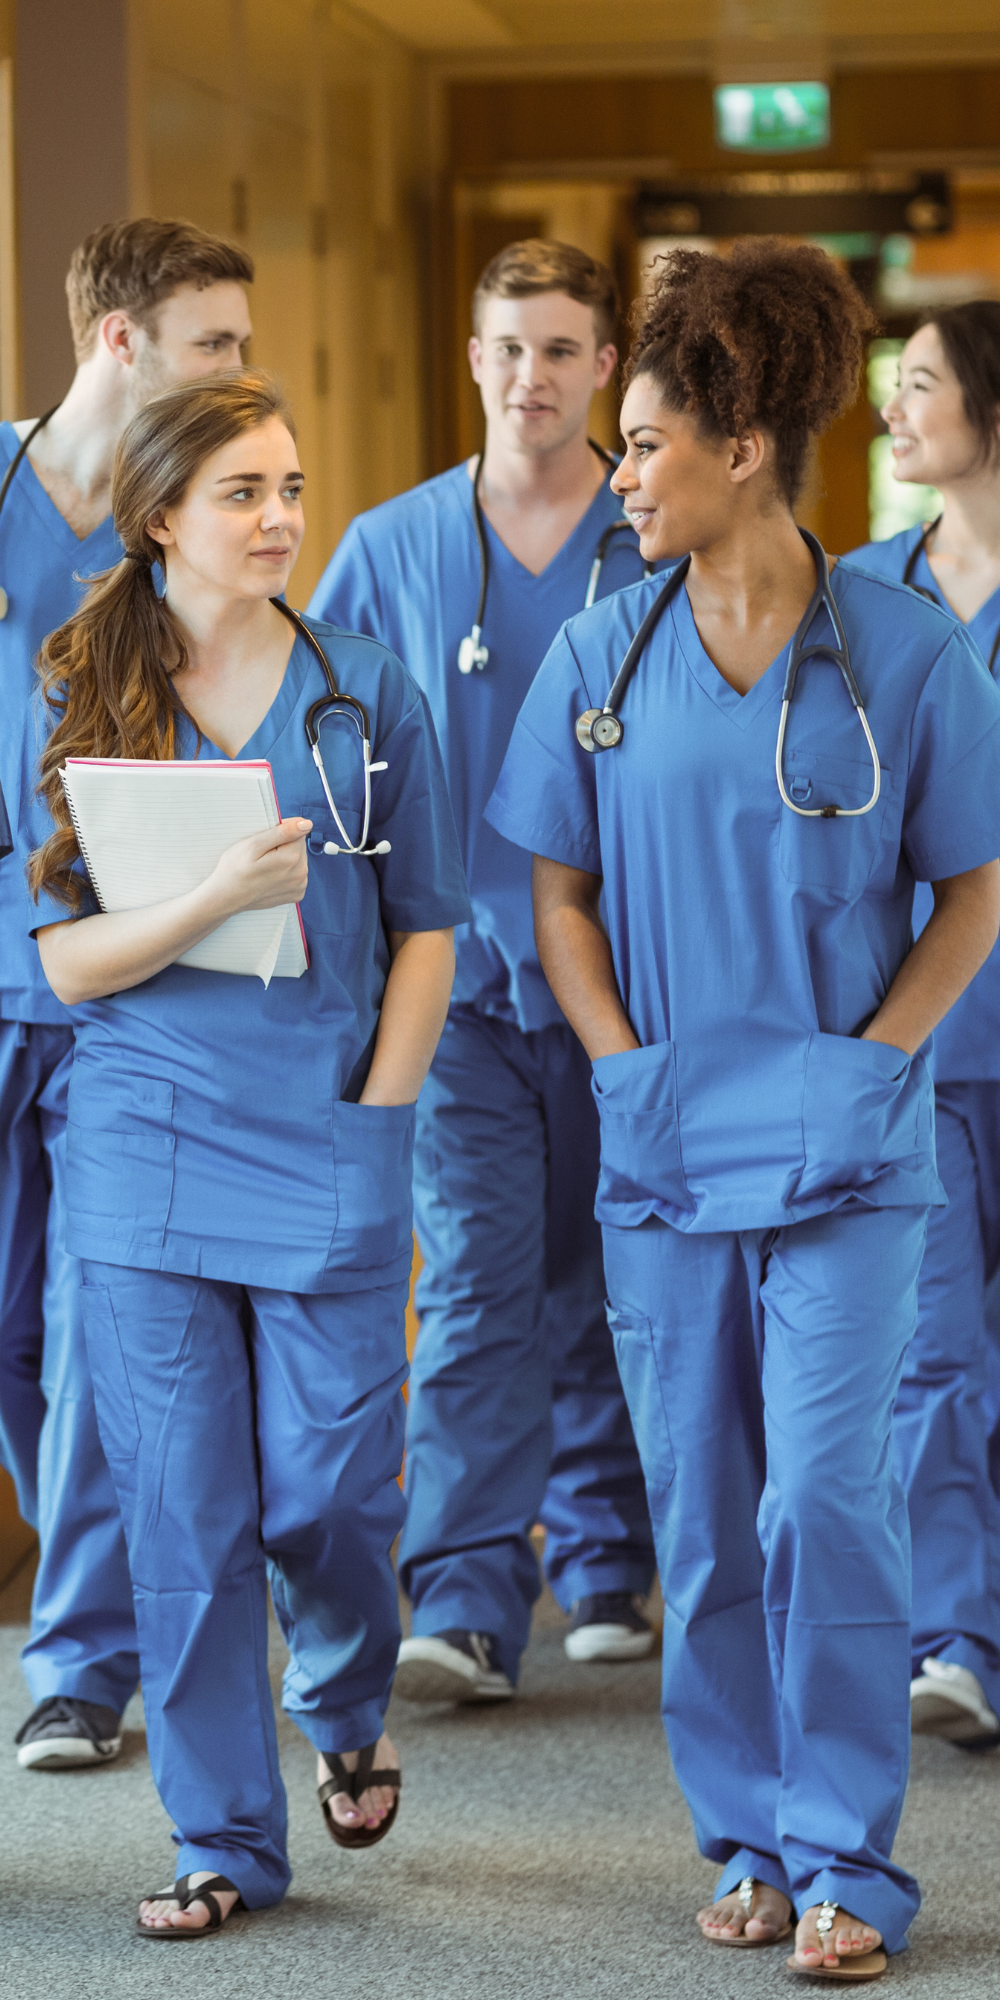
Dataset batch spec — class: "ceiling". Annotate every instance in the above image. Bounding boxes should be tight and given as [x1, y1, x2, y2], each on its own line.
[340, 0, 1000, 64]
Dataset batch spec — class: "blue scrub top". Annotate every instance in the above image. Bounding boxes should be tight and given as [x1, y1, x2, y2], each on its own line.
[485, 563, 1000, 1235]
[0, 422, 122, 1023]
[308, 463, 649, 1034]
[22, 618, 471, 1293]
[843, 526, 1000, 1083]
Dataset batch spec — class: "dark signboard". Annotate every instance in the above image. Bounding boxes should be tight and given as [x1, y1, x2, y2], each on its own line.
[636, 171, 951, 241]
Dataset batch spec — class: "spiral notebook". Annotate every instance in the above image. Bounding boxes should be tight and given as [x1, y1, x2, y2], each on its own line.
[59, 757, 309, 985]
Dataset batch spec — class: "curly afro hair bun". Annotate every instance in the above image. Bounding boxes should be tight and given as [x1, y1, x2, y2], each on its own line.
[625, 238, 879, 505]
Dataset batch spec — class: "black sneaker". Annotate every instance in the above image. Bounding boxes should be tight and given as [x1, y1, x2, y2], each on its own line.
[394, 1630, 514, 1704]
[564, 1593, 654, 1663]
[15, 1697, 123, 1770]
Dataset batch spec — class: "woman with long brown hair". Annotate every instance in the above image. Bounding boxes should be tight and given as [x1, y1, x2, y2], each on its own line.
[20, 370, 469, 1936]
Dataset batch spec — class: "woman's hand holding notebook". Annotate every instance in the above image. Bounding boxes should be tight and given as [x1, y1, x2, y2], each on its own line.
[58, 758, 309, 985]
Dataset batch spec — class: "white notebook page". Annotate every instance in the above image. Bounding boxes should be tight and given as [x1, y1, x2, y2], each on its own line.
[59, 758, 308, 984]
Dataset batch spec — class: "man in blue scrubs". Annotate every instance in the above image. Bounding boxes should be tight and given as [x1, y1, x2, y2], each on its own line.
[0, 217, 254, 1768]
[310, 240, 655, 1699]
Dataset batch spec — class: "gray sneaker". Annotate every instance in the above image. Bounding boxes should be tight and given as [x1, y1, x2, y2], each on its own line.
[15, 1697, 123, 1770]
[909, 1658, 1000, 1749]
[394, 1630, 514, 1704]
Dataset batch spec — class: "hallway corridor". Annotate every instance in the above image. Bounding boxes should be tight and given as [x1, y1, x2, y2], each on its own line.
[2, 1581, 998, 1999]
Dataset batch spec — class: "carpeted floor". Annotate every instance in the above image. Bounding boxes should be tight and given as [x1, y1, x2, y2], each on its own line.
[2, 1584, 998, 1999]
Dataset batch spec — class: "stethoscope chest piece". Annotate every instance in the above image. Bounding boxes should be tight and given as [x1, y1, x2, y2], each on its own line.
[576, 707, 623, 751]
[457, 626, 489, 674]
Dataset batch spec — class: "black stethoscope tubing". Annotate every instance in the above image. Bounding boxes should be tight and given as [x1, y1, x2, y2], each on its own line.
[576, 529, 882, 819]
[271, 598, 390, 857]
[0, 408, 60, 617]
[903, 517, 1000, 675]
[458, 438, 648, 673]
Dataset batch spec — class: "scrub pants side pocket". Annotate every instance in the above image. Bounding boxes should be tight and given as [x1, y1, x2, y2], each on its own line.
[78, 1279, 140, 1468]
[591, 1042, 692, 1225]
[605, 1303, 676, 1500]
[799, 1033, 924, 1201]
[330, 1100, 415, 1273]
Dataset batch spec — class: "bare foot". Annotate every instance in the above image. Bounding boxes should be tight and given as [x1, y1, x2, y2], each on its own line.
[317, 1730, 399, 1833]
[697, 1882, 792, 1942]
[138, 1871, 240, 1933]
[793, 1904, 882, 1970]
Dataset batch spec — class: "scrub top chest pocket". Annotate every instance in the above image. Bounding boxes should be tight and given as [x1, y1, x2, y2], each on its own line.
[294, 800, 371, 936]
[778, 749, 894, 897]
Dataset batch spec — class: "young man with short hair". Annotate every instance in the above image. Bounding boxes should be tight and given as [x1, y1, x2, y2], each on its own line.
[0, 217, 254, 1768]
[310, 240, 655, 1702]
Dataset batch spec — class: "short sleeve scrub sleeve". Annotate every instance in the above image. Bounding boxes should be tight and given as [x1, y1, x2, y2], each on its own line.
[843, 533, 1000, 1083]
[485, 566, 1000, 1235]
[24, 618, 471, 1292]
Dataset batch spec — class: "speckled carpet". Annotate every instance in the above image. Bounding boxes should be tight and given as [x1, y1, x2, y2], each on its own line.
[1, 1582, 998, 1998]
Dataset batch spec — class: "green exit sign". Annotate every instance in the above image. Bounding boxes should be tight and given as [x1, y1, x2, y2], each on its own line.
[714, 82, 830, 152]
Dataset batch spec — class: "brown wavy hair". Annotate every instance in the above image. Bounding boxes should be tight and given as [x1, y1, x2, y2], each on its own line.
[626, 238, 878, 504]
[29, 368, 295, 911]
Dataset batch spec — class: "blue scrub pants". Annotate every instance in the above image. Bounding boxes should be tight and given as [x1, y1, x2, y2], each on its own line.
[400, 1008, 654, 1679]
[602, 1204, 925, 1954]
[0, 1020, 138, 1711]
[895, 1082, 1000, 1713]
[80, 1260, 409, 1909]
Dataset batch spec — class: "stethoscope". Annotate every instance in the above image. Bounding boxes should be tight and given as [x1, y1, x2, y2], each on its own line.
[270, 599, 390, 858]
[576, 528, 882, 820]
[903, 517, 1000, 674]
[457, 439, 649, 674]
[0, 407, 60, 619]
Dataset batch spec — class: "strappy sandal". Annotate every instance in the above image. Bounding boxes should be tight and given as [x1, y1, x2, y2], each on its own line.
[318, 1742, 401, 1849]
[136, 1873, 245, 1940]
[703, 1874, 793, 1947]
[787, 1901, 887, 1981]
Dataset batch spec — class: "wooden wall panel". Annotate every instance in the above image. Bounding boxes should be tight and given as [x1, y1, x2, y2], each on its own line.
[447, 68, 1000, 177]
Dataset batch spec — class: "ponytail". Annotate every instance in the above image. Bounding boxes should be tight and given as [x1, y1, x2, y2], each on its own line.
[28, 555, 186, 910]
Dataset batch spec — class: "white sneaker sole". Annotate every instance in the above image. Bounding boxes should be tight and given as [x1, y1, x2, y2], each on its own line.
[393, 1638, 513, 1705]
[17, 1735, 122, 1770]
[564, 1623, 654, 1663]
[910, 1685, 998, 1743]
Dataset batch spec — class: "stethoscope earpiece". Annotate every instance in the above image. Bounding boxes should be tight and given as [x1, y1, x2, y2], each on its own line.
[324, 839, 391, 856]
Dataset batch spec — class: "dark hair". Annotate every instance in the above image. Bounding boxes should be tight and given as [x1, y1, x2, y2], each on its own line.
[29, 370, 295, 911]
[922, 301, 1000, 469]
[66, 217, 254, 362]
[472, 238, 618, 348]
[625, 238, 878, 505]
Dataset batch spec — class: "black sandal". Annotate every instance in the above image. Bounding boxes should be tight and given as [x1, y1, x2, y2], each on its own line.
[318, 1742, 402, 1849]
[136, 1873, 245, 1940]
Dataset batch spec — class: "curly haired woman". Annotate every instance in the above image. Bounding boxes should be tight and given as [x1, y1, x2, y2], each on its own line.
[484, 241, 1000, 1979]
